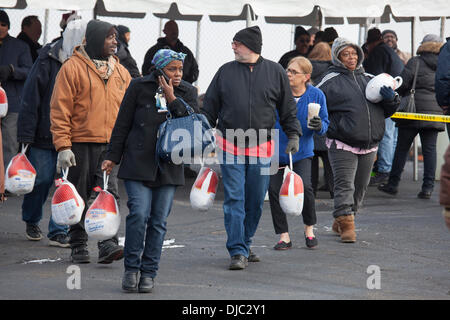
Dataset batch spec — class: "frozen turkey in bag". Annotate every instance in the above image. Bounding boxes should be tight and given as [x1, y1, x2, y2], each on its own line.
[0, 85, 8, 118]
[51, 168, 84, 225]
[190, 166, 219, 211]
[5, 144, 36, 195]
[279, 154, 304, 216]
[85, 172, 120, 240]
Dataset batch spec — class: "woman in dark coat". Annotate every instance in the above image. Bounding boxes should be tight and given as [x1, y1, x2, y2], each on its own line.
[317, 37, 399, 243]
[378, 35, 445, 199]
[102, 49, 198, 293]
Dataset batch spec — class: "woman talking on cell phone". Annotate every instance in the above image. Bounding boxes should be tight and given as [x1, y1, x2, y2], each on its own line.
[101, 49, 199, 293]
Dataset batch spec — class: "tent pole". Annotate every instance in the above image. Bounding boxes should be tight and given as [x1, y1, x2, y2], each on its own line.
[411, 16, 418, 181]
[43, 9, 49, 45]
[194, 19, 201, 87]
[440, 17, 446, 40]
[159, 18, 163, 37]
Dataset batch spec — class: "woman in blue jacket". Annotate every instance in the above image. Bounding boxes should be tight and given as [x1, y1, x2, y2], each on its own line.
[268, 56, 329, 249]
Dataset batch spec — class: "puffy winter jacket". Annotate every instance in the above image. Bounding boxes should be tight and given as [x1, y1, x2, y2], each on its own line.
[396, 41, 445, 131]
[17, 40, 63, 150]
[316, 38, 400, 149]
[0, 35, 33, 113]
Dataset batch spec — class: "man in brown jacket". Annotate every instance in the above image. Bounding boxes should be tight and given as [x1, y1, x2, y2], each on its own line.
[440, 145, 450, 230]
[50, 19, 131, 264]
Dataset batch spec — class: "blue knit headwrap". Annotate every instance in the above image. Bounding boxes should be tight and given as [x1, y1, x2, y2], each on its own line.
[152, 49, 186, 69]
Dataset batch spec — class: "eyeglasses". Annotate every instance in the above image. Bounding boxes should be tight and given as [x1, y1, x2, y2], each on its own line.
[286, 68, 306, 76]
[340, 52, 358, 58]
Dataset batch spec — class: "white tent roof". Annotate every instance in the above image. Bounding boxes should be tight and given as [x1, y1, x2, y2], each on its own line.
[2, 0, 449, 18]
[101, 0, 450, 18]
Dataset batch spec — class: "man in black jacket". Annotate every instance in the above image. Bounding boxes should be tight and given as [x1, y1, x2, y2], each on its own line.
[116, 25, 140, 78]
[202, 26, 301, 270]
[278, 25, 310, 69]
[17, 15, 42, 62]
[17, 20, 87, 247]
[0, 10, 33, 169]
[141, 20, 198, 83]
[364, 28, 404, 186]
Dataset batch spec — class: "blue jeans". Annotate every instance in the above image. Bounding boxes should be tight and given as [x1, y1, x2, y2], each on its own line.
[377, 118, 398, 173]
[220, 153, 271, 258]
[21, 147, 68, 238]
[123, 180, 176, 278]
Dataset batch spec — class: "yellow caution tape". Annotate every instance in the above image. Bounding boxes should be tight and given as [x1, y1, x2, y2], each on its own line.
[391, 112, 450, 123]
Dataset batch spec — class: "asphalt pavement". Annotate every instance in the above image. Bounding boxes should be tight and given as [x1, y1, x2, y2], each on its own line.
[0, 160, 449, 302]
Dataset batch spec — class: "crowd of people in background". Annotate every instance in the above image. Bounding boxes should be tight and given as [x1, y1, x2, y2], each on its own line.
[0, 8, 449, 294]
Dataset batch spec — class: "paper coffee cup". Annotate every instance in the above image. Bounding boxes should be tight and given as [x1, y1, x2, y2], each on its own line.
[307, 103, 320, 128]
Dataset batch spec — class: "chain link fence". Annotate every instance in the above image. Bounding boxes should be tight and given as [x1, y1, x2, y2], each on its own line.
[2, 8, 447, 95]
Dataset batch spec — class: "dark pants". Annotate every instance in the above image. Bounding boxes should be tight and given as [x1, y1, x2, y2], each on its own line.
[311, 150, 334, 195]
[67, 143, 120, 249]
[388, 128, 439, 192]
[1, 112, 19, 168]
[328, 143, 376, 218]
[123, 180, 176, 278]
[268, 157, 317, 234]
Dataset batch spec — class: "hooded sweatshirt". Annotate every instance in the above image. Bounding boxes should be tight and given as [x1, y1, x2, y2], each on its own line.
[316, 37, 399, 150]
[50, 20, 132, 152]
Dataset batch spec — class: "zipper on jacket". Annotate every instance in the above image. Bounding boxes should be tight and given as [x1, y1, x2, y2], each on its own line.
[248, 65, 253, 130]
[352, 71, 372, 149]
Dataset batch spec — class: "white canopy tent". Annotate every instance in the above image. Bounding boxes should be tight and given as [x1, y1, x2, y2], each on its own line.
[1, 0, 448, 179]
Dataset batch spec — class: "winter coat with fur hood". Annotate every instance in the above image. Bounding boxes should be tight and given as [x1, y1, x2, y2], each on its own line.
[316, 37, 400, 150]
[396, 41, 445, 131]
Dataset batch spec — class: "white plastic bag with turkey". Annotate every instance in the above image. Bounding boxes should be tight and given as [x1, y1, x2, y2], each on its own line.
[85, 172, 120, 240]
[279, 153, 304, 216]
[51, 168, 84, 225]
[0, 85, 8, 118]
[5, 144, 36, 195]
[190, 159, 219, 212]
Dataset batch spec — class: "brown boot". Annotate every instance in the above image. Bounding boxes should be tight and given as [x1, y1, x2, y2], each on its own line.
[332, 219, 341, 235]
[336, 215, 356, 243]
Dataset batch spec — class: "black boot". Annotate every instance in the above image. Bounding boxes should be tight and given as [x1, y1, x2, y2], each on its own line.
[98, 238, 123, 264]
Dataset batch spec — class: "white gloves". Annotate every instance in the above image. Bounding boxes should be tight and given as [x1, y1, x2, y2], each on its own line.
[56, 149, 76, 173]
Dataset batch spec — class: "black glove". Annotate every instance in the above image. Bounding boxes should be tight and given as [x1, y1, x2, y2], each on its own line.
[285, 135, 299, 154]
[379, 85, 396, 101]
[0, 65, 12, 83]
[308, 116, 322, 131]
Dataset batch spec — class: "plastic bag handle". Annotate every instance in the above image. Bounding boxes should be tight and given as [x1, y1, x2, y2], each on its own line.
[61, 168, 69, 180]
[21, 143, 29, 154]
[103, 171, 109, 192]
[289, 152, 293, 171]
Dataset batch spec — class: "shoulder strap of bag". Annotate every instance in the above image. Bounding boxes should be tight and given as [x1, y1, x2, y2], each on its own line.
[410, 59, 420, 94]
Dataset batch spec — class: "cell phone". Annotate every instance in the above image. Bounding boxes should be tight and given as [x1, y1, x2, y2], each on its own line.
[155, 69, 170, 82]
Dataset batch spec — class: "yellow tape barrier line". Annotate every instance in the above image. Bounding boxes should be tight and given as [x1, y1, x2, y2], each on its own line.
[390, 112, 450, 123]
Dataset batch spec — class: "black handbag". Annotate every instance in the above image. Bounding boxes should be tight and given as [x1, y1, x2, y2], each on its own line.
[156, 98, 215, 163]
[396, 59, 420, 114]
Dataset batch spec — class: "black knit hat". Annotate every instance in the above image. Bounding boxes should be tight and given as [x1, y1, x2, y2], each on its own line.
[233, 26, 262, 54]
[382, 29, 398, 40]
[294, 26, 309, 42]
[323, 27, 338, 44]
[367, 28, 382, 44]
[0, 10, 10, 29]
